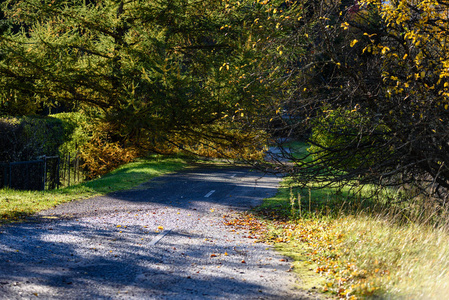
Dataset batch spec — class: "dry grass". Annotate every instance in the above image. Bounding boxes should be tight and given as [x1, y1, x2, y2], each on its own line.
[335, 214, 449, 299]
[253, 183, 449, 299]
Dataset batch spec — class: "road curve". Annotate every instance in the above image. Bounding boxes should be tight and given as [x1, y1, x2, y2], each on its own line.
[0, 165, 320, 299]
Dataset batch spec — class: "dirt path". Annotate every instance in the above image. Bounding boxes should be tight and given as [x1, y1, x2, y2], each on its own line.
[0, 165, 321, 299]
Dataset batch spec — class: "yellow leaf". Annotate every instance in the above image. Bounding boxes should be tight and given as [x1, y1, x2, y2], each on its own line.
[341, 22, 350, 30]
[158, 226, 164, 230]
[350, 39, 358, 47]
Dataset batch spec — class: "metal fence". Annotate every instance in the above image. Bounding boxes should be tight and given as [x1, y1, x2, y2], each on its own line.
[0, 153, 85, 191]
[59, 152, 83, 188]
[0, 156, 60, 191]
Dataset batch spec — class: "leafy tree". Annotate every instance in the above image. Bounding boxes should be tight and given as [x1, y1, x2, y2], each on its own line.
[0, 0, 275, 159]
[257, 0, 449, 200]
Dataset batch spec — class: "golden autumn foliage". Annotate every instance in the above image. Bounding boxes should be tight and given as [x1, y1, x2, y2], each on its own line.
[80, 137, 139, 179]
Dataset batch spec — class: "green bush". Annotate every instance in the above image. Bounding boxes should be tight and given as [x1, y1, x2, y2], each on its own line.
[308, 107, 390, 172]
[51, 112, 91, 157]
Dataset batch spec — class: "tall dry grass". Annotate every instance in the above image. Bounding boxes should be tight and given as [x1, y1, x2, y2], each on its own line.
[257, 182, 449, 299]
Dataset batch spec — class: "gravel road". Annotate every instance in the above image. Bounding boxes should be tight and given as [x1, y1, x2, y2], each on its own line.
[0, 165, 321, 299]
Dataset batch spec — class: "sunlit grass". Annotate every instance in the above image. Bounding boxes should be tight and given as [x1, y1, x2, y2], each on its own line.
[0, 155, 187, 223]
[336, 215, 449, 299]
[252, 141, 449, 299]
[255, 183, 449, 299]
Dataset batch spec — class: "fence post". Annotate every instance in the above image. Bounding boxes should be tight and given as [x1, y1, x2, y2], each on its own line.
[57, 156, 60, 189]
[3, 164, 7, 188]
[9, 162, 11, 188]
[68, 153, 70, 187]
[43, 156, 47, 191]
[76, 152, 79, 183]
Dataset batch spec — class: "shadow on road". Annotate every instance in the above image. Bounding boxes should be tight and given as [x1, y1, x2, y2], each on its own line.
[0, 166, 311, 299]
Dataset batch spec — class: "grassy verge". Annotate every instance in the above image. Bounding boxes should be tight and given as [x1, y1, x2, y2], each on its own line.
[0, 155, 187, 223]
[230, 141, 449, 299]
[242, 182, 449, 299]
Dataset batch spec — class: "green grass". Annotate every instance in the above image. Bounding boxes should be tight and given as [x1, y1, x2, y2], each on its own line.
[254, 181, 449, 299]
[280, 140, 310, 160]
[0, 155, 187, 223]
[252, 142, 449, 299]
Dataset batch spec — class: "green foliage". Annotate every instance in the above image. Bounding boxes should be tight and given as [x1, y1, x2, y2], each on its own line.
[52, 112, 142, 179]
[308, 107, 390, 172]
[0, 0, 310, 165]
[51, 112, 91, 156]
[0, 0, 267, 156]
[254, 0, 449, 196]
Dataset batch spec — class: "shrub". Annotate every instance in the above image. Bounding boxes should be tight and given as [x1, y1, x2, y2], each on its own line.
[80, 135, 139, 179]
[308, 107, 390, 173]
[51, 112, 91, 157]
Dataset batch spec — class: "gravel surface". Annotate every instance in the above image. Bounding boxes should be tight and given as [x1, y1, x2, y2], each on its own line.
[0, 165, 322, 299]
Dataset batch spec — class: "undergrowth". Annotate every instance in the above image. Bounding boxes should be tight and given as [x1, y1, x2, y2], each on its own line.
[228, 180, 449, 299]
